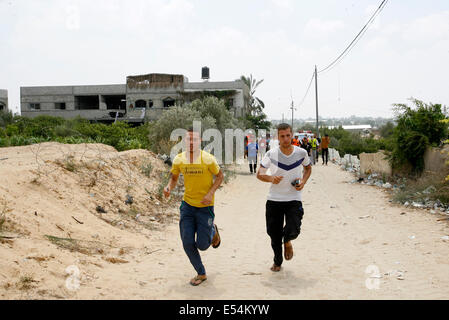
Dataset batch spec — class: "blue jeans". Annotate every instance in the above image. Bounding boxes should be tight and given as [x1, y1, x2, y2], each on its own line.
[179, 201, 215, 275]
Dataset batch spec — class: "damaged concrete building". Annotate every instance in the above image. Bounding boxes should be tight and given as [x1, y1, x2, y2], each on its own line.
[0, 89, 8, 112]
[20, 70, 249, 123]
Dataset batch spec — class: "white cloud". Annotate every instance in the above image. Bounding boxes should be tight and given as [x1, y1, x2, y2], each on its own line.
[304, 18, 345, 38]
[270, 0, 291, 9]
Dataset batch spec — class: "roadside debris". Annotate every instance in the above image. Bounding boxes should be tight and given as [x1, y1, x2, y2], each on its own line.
[96, 206, 107, 214]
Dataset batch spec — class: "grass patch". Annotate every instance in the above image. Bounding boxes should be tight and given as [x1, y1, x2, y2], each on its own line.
[44, 235, 112, 255]
[103, 257, 129, 264]
[57, 154, 78, 172]
[16, 275, 38, 290]
[393, 171, 449, 205]
[0, 197, 12, 234]
[140, 160, 153, 177]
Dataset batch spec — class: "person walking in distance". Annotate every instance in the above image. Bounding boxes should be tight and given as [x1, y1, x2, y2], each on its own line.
[257, 123, 312, 272]
[310, 134, 318, 165]
[164, 128, 223, 286]
[245, 134, 259, 174]
[300, 136, 311, 157]
[320, 134, 330, 165]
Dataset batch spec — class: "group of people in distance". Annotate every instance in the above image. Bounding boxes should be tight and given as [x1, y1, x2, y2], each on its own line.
[164, 124, 315, 286]
[293, 133, 330, 166]
[246, 131, 331, 175]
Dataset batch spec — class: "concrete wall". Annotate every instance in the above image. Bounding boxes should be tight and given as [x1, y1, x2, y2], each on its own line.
[19, 110, 125, 121]
[359, 146, 449, 177]
[424, 145, 449, 173]
[359, 151, 392, 177]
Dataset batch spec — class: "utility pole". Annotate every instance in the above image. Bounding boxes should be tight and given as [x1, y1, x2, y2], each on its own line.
[291, 101, 293, 129]
[290, 100, 296, 131]
[282, 113, 284, 123]
[314, 65, 320, 138]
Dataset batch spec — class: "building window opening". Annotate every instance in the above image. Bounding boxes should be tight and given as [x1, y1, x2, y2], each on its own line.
[135, 100, 147, 109]
[104, 95, 126, 110]
[55, 102, 66, 110]
[30, 103, 41, 110]
[75, 96, 99, 110]
[148, 100, 153, 108]
[163, 97, 175, 108]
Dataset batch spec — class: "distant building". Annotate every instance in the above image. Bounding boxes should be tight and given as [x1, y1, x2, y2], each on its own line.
[0, 89, 8, 112]
[328, 125, 372, 132]
[20, 70, 249, 123]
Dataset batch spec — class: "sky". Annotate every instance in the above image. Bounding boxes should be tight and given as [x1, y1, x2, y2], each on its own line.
[1, 0, 448, 120]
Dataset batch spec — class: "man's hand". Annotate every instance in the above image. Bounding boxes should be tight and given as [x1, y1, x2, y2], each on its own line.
[294, 179, 306, 191]
[201, 192, 213, 206]
[272, 176, 283, 185]
[163, 186, 171, 198]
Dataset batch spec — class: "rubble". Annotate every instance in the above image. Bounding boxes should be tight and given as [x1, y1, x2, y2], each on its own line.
[330, 148, 448, 216]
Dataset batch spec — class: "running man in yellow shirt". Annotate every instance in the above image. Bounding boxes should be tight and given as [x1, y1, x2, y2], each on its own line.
[164, 128, 223, 286]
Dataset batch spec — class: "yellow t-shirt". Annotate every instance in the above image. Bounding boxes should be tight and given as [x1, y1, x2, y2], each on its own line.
[170, 150, 221, 208]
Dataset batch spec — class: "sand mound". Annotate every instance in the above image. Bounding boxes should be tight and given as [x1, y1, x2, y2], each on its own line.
[0, 142, 179, 299]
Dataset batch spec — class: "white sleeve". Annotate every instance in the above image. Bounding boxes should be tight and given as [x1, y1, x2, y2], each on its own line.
[260, 151, 271, 168]
[302, 151, 311, 166]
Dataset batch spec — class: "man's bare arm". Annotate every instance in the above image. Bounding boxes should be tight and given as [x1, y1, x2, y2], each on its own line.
[201, 169, 224, 205]
[295, 164, 312, 191]
[257, 166, 283, 184]
[163, 172, 180, 198]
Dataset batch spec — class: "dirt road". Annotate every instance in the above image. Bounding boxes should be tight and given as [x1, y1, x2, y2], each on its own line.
[76, 162, 449, 299]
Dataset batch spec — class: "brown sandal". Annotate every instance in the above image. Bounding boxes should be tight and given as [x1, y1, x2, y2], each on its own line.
[284, 241, 293, 260]
[212, 224, 221, 248]
[190, 275, 207, 286]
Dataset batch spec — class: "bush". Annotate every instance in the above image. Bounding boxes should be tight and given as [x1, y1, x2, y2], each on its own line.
[390, 98, 448, 173]
[189, 96, 240, 133]
[321, 126, 388, 157]
[0, 110, 14, 128]
[148, 105, 216, 153]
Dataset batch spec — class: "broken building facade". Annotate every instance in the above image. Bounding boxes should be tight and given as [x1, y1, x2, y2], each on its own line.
[0, 89, 8, 112]
[20, 72, 249, 123]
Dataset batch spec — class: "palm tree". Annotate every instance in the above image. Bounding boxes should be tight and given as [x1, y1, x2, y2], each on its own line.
[240, 74, 265, 116]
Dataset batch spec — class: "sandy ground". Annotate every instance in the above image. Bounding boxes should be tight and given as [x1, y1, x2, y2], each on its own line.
[1, 144, 448, 299]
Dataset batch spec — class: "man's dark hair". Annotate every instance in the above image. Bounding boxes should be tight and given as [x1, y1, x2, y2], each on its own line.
[325, 134, 329, 137]
[277, 123, 292, 133]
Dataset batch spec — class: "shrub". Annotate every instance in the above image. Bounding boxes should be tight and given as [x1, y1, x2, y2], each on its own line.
[148, 105, 216, 154]
[390, 98, 448, 173]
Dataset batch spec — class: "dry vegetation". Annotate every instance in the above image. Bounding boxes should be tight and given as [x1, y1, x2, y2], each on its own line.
[0, 142, 182, 299]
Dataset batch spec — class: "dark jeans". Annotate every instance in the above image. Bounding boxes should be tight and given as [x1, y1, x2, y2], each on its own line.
[248, 157, 257, 173]
[322, 148, 329, 164]
[179, 201, 215, 275]
[265, 200, 304, 267]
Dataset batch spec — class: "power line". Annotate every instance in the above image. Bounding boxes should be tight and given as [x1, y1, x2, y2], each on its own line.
[287, 0, 388, 122]
[296, 71, 315, 108]
[318, 0, 389, 74]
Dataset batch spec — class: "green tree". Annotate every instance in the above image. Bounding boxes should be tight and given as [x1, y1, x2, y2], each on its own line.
[148, 105, 216, 154]
[379, 121, 395, 138]
[243, 113, 272, 131]
[189, 96, 240, 133]
[390, 98, 448, 173]
[240, 74, 265, 116]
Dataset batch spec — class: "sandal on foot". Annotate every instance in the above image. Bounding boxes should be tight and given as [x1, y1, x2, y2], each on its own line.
[284, 241, 293, 260]
[212, 224, 221, 248]
[190, 275, 207, 286]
